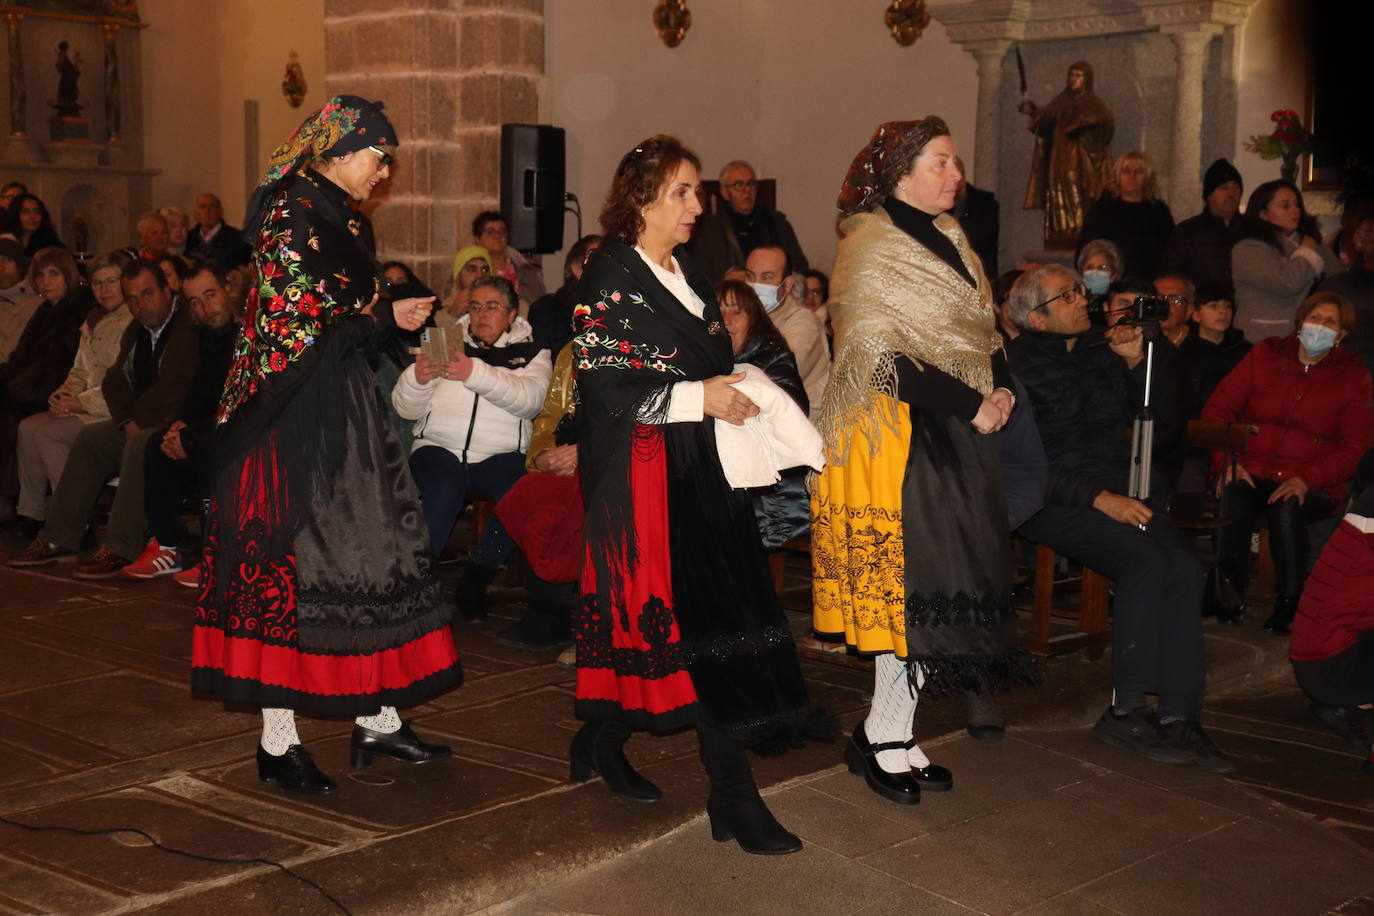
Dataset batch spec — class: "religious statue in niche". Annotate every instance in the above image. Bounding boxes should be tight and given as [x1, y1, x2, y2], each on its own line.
[281, 51, 307, 108]
[53, 40, 83, 117]
[1018, 61, 1115, 249]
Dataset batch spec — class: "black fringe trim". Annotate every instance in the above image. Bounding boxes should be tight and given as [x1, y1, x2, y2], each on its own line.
[904, 648, 1041, 699]
[295, 581, 450, 655]
[722, 704, 837, 757]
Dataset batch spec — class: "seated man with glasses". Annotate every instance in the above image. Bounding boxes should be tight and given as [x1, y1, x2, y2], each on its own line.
[470, 210, 547, 309]
[391, 275, 552, 617]
[687, 159, 809, 283]
[1004, 264, 1231, 774]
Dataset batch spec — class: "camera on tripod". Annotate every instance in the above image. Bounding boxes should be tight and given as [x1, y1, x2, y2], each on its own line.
[1089, 294, 1170, 327]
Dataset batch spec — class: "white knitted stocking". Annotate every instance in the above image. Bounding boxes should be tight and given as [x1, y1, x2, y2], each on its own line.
[866, 653, 918, 774]
[260, 707, 300, 756]
[355, 706, 402, 734]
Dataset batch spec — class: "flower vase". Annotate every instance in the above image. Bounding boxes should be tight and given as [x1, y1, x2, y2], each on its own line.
[1280, 156, 1299, 184]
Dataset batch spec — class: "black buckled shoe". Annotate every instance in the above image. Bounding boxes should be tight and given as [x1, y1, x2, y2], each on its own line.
[844, 724, 921, 805]
[350, 722, 453, 768]
[257, 745, 337, 794]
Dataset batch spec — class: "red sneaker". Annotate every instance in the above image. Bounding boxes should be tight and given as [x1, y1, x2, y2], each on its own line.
[121, 539, 182, 579]
[171, 564, 201, 589]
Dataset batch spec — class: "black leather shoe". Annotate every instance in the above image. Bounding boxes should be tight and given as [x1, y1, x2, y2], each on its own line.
[351, 722, 453, 768]
[257, 745, 337, 794]
[911, 762, 954, 791]
[569, 720, 662, 802]
[707, 794, 802, 855]
[844, 724, 920, 805]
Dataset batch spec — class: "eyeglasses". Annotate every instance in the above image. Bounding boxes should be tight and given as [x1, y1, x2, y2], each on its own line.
[367, 145, 393, 168]
[466, 301, 509, 313]
[1033, 284, 1085, 311]
[1161, 294, 1192, 307]
[722, 179, 757, 191]
[479, 226, 509, 238]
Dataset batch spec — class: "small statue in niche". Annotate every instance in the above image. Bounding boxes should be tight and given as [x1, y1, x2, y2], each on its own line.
[281, 51, 307, 108]
[53, 41, 83, 117]
[1018, 61, 1115, 249]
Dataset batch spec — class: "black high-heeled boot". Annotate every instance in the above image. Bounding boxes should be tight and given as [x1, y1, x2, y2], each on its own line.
[257, 744, 337, 794]
[699, 724, 802, 855]
[1263, 595, 1299, 635]
[569, 719, 663, 802]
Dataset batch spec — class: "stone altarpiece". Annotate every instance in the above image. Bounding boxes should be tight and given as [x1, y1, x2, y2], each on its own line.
[0, 1, 152, 258]
[930, 0, 1262, 268]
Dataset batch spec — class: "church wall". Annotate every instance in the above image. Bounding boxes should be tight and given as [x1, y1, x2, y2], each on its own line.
[1233, 0, 1314, 210]
[542, 0, 979, 279]
[141, 0, 326, 224]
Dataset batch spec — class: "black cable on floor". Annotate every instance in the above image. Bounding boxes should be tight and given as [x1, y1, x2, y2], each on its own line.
[0, 814, 351, 915]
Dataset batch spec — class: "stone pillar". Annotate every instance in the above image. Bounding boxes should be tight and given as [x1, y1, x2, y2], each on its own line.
[968, 40, 1011, 191]
[324, 0, 544, 292]
[101, 22, 121, 142]
[1163, 26, 1218, 216]
[4, 11, 25, 137]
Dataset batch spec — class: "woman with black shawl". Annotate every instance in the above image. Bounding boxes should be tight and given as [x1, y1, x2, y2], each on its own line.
[191, 96, 461, 794]
[812, 118, 1037, 806]
[571, 135, 823, 856]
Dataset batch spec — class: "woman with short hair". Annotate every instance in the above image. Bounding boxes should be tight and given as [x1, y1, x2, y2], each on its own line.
[1076, 237, 1124, 300]
[1204, 290, 1374, 634]
[571, 135, 824, 855]
[1076, 151, 1175, 284]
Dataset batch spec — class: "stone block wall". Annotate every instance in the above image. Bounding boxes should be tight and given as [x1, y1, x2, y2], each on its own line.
[323, 0, 543, 294]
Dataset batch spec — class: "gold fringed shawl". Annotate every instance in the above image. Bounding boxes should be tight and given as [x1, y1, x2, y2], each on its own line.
[816, 206, 1002, 465]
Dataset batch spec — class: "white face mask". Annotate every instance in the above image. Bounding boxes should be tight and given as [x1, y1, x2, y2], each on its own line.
[1083, 269, 1111, 297]
[1298, 321, 1337, 357]
[748, 281, 780, 313]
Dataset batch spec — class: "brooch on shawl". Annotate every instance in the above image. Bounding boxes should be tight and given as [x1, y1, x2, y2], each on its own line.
[707, 320, 723, 335]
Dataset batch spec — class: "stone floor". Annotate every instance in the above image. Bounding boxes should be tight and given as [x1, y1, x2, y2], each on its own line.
[0, 551, 1371, 915]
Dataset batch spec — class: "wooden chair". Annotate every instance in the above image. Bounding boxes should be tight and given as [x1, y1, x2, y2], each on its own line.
[768, 536, 812, 605]
[1020, 543, 1112, 660]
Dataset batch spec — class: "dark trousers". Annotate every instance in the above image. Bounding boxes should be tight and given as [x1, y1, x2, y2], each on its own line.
[1216, 479, 1334, 600]
[408, 446, 524, 561]
[1018, 503, 1206, 718]
[143, 429, 211, 551]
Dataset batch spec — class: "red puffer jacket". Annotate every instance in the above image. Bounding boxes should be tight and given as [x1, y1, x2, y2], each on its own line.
[1202, 335, 1374, 502]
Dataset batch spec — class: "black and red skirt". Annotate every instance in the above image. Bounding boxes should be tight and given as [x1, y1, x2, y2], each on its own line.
[192, 367, 461, 717]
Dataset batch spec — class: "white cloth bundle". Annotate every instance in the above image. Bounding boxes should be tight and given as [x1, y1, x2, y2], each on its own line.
[713, 363, 825, 488]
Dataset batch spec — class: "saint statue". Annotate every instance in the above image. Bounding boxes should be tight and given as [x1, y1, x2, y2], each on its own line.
[1018, 61, 1114, 249]
[54, 41, 83, 117]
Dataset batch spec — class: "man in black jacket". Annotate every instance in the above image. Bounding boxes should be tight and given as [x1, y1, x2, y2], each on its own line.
[183, 192, 251, 268]
[1159, 158, 1242, 304]
[1005, 264, 1232, 774]
[124, 260, 242, 583]
[687, 160, 808, 283]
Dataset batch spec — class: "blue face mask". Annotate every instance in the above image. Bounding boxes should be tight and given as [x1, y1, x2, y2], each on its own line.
[1083, 269, 1111, 297]
[748, 281, 780, 313]
[1298, 322, 1337, 356]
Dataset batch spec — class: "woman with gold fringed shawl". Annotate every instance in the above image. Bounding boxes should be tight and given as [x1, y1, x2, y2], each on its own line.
[811, 117, 1038, 806]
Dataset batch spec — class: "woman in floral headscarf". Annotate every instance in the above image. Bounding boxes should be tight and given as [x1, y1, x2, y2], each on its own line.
[191, 96, 461, 794]
[812, 117, 1037, 807]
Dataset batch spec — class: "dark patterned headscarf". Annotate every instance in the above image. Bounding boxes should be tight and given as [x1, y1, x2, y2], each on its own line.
[243, 95, 399, 240]
[837, 116, 950, 219]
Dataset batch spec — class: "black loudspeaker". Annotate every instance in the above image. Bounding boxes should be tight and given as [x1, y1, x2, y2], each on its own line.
[500, 123, 565, 254]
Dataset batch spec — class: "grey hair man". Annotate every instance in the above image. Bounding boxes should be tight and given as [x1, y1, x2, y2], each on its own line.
[687, 158, 809, 283]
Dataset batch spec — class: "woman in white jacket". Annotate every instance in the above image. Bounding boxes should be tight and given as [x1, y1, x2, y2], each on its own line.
[391, 275, 551, 617]
[14, 250, 133, 528]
